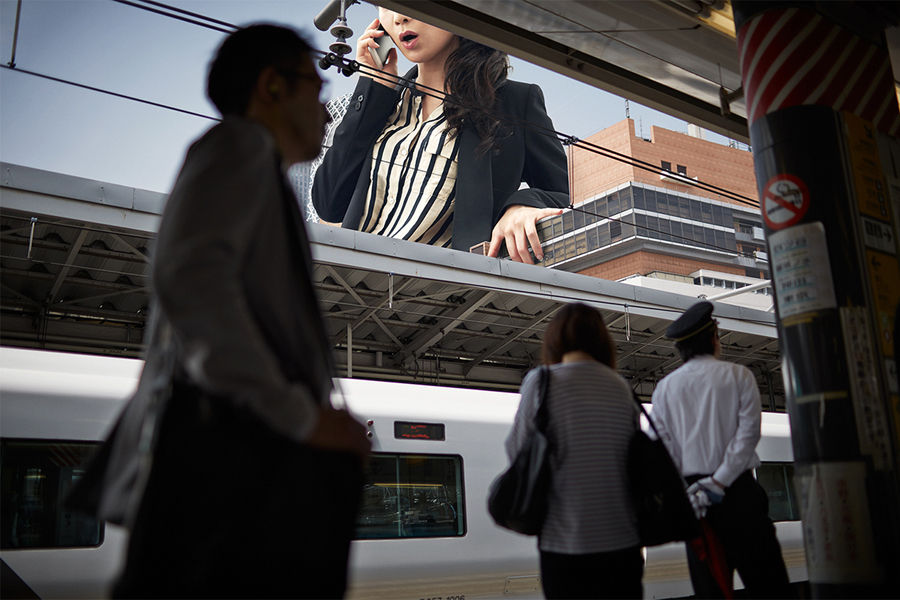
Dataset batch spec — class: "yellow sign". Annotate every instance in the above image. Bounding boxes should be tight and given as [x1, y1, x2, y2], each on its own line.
[865, 249, 900, 357]
[844, 112, 892, 222]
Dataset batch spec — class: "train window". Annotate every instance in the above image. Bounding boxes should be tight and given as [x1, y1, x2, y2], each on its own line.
[355, 453, 465, 539]
[1, 439, 103, 549]
[756, 462, 799, 522]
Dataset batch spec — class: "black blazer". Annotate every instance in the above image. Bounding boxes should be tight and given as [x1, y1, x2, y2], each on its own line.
[312, 69, 570, 251]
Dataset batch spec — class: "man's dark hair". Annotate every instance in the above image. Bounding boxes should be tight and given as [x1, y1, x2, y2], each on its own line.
[207, 24, 312, 116]
[541, 302, 616, 368]
[674, 326, 717, 363]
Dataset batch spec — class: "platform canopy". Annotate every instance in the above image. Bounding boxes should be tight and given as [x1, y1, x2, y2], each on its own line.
[0, 162, 783, 405]
[375, 0, 898, 145]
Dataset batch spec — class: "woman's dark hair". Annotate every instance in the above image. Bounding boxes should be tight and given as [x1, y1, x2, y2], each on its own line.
[541, 303, 616, 369]
[674, 325, 717, 363]
[442, 37, 509, 155]
[207, 24, 312, 116]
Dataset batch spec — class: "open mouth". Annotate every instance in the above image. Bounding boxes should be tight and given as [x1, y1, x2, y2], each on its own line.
[400, 32, 418, 45]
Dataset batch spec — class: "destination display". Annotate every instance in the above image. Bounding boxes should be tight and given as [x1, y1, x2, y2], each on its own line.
[394, 421, 446, 441]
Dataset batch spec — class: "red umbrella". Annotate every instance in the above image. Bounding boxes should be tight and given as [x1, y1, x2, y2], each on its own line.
[688, 518, 733, 599]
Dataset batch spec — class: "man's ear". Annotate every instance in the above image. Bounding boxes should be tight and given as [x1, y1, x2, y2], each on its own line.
[255, 66, 283, 103]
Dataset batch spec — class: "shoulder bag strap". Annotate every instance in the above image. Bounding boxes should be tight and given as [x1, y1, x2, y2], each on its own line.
[534, 366, 551, 433]
[630, 391, 689, 487]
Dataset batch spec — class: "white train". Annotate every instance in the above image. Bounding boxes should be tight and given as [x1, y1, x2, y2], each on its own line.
[0, 347, 807, 599]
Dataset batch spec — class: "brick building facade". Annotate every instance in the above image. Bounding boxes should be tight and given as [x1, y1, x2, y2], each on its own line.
[539, 119, 771, 294]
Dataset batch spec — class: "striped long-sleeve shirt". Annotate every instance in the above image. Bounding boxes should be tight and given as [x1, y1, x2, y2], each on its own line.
[505, 361, 641, 553]
[360, 89, 460, 247]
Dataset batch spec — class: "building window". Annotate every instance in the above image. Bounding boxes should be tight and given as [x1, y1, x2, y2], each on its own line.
[562, 209, 574, 232]
[661, 160, 672, 171]
[658, 219, 672, 242]
[644, 189, 657, 212]
[610, 220, 622, 240]
[633, 186, 645, 209]
[619, 187, 633, 210]
[573, 208, 585, 230]
[608, 192, 621, 216]
[676, 164, 687, 175]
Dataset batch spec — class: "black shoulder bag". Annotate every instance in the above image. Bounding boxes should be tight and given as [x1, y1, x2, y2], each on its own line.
[487, 366, 552, 536]
[627, 395, 700, 546]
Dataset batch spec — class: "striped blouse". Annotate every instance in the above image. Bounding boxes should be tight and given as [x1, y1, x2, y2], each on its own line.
[505, 361, 641, 554]
[360, 89, 460, 248]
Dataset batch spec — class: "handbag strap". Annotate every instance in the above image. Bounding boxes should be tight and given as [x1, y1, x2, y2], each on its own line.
[631, 391, 663, 439]
[534, 366, 551, 432]
[631, 391, 691, 488]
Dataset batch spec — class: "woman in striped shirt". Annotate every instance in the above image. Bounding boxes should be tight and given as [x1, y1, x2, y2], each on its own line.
[312, 8, 569, 263]
[505, 302, 643, 598]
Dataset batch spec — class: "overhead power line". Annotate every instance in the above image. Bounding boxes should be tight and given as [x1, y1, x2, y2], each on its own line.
[0, 61, 760, 257]
[115, 0, 759, 208]
[3, 0, 762, 220]
[0, 64, 220, 121]
[111, 0, 236, 33]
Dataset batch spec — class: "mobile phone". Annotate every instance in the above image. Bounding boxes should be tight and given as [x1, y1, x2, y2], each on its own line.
[369, 25, 394, 68]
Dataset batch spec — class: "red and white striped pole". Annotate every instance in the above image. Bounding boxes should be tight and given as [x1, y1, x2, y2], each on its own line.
[734, 2, 900, 597]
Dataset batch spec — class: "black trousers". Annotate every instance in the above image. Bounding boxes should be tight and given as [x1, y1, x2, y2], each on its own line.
[540, 546, 644, 599]
[685, 471, 792, 599]
[114, 389, 363, 599]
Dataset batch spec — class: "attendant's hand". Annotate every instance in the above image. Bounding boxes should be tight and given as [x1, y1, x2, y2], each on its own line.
[357, 18, 397, 88]
[305, 407, 372, 459]
[686, 476, 725, 519]
[487, 205, 563, 264]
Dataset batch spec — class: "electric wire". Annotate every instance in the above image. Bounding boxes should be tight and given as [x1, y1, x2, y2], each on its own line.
[0, 64, 220, 121]
[2, 0, 764, 259]
[118, 0, 759, 208]
[1, 62, 760, 258]
[334, 64, 764, 258]
[111, 0, 236, 33]
[352, 60, 757, 206]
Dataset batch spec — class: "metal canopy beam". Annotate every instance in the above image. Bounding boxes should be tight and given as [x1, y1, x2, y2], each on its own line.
[48, 228, 88, 303]
[394, 288, 496, 368]
[463, 304, 562, 376]
[1, 163, 782, 400]
[323, 265, 403, 348]
[333, 276, 415, 346]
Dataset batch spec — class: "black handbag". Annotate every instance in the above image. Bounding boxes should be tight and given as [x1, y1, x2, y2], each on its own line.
[487, 366, 552, 535]
[628, 395, 700, 546]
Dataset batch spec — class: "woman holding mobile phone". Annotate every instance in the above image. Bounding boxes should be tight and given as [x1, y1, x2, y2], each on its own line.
[312, 9, 568, 263]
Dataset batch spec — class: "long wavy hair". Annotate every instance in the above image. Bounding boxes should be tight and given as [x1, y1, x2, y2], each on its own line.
[442, 38, 509, 155]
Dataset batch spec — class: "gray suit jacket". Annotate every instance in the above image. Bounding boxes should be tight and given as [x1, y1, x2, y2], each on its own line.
[72, 117, 333, 524]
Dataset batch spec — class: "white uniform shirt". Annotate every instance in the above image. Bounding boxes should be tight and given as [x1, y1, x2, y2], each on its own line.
[650, 355, 761, 487]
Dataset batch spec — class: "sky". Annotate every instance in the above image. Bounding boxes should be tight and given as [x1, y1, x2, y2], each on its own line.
[0, 0, 721, 194]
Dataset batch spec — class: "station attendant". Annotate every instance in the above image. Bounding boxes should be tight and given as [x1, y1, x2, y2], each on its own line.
[650, 301, 791, 598]
[312, 8, 568, 263]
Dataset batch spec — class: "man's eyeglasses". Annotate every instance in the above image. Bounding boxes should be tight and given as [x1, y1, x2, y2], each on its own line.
[278, 69, 324, 89]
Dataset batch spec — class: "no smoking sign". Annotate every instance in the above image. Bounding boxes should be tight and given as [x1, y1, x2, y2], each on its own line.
[763, 174, 810, 230]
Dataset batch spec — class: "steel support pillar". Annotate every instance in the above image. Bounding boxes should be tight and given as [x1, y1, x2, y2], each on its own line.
[733, 2, 900, 596]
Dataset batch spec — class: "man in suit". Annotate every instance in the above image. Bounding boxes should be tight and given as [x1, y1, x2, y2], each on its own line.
[651, 301, 791, 598]
[71, 25, 370, 598]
